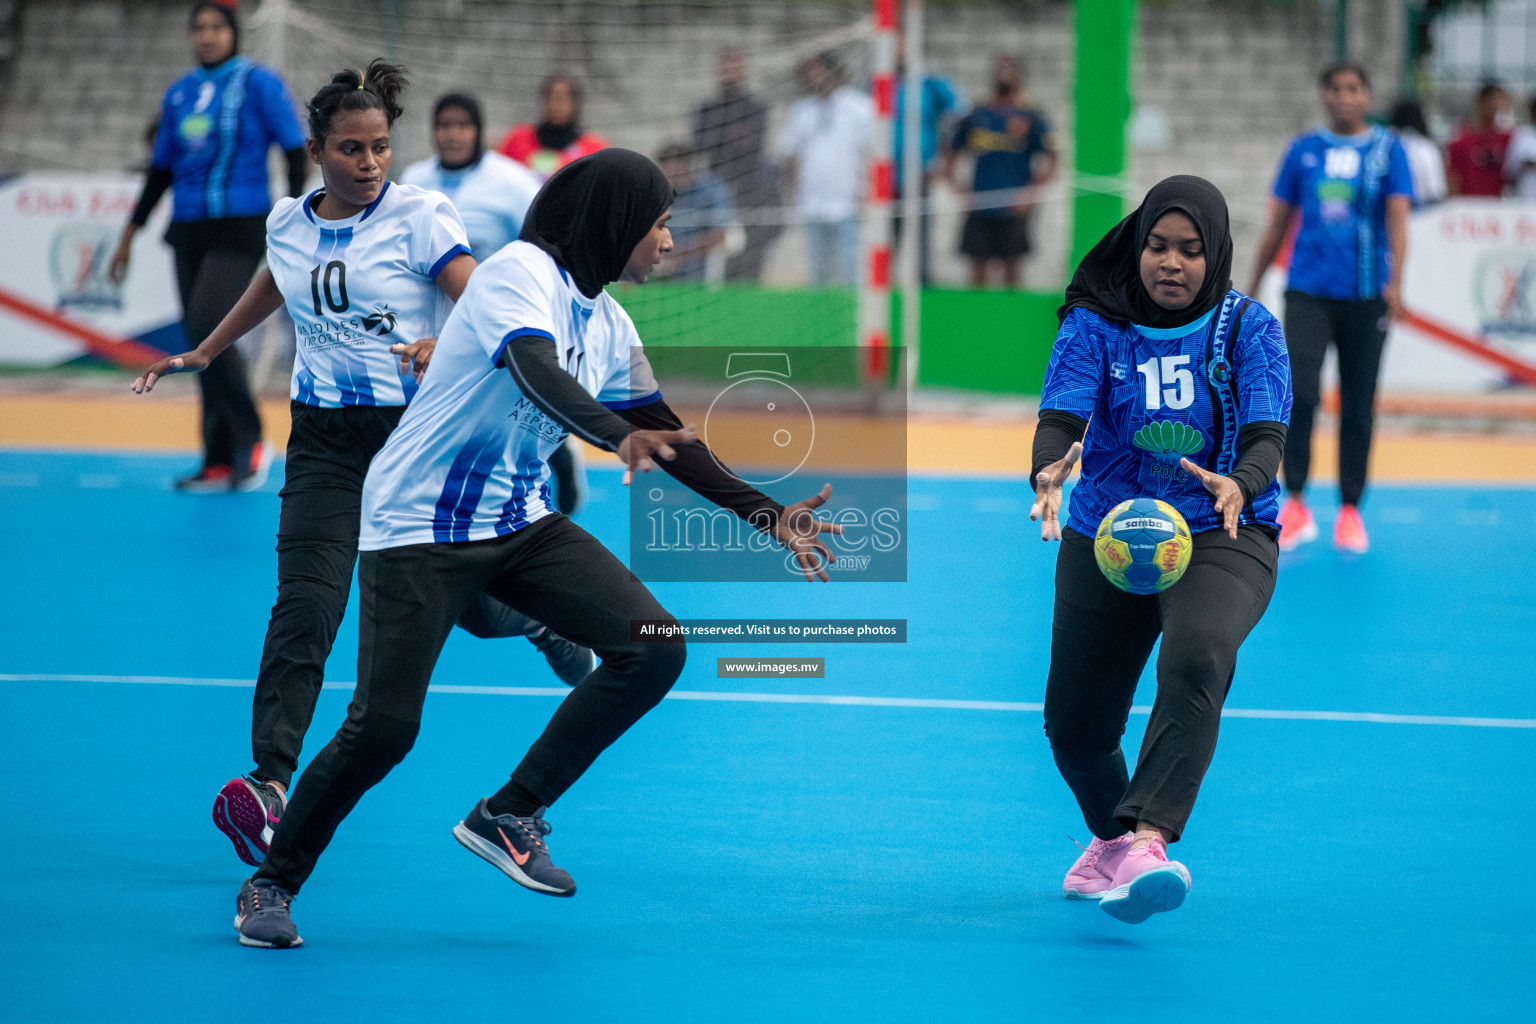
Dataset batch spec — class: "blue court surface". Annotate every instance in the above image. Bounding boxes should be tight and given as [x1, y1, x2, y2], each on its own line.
[1, 448, 1531, 1023]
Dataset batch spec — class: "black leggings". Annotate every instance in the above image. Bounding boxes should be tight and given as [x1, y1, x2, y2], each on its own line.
[1282, 290, 1388, 508]
[255, 515, 686, 893]
[171, 224, 264, 469]
[251, 403, 538, 788]
[1043, 525, 1277, 843]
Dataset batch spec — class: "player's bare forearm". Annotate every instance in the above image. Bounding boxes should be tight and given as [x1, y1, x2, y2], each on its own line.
[1247, 199, 1293, 294]
[1386, 196, 1409, 285]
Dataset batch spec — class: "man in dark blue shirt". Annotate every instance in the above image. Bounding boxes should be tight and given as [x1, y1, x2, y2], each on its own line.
[944, 55, 1058, 288]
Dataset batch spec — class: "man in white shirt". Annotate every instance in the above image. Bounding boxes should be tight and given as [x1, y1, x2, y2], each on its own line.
[777, 52, 874, 286]
[1505, 96, 1536, 200]
[400, 93, 544, 262]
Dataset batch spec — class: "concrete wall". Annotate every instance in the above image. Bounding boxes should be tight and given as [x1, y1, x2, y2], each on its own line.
[0, 0, 1404, 289]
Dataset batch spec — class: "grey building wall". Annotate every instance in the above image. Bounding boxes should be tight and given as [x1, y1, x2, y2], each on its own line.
[0, 0, 1405, 288]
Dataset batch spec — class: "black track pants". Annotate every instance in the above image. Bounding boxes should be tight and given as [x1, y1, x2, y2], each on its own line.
[250, 404, 539, 788]
[1281, 290, 1388, 507]
[172, 233, 264, 469]
[1042, 525, 1277, 842]
[255, 515, 685, 893]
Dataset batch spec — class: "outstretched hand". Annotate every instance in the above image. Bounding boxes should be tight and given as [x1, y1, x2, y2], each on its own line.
[131, 349, 211, 394]
[774, 483, 843, 583]
[617, 423, 697, 485]
[390, 337, 438, 383]
[1028, 442, 1082, 542]
[1180, 457, 1244, 539]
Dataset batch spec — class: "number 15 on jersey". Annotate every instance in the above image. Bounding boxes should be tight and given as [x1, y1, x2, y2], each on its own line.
[1137, 355, 1193, 411]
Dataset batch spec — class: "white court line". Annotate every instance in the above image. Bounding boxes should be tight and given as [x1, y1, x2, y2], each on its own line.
[2, 673, 1534, 729]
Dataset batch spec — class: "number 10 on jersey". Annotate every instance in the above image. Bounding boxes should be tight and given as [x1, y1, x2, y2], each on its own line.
[310, 261, 349, 315]
[1136, 355, 1194, 411]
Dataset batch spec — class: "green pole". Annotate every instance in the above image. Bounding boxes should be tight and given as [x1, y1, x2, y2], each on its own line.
[1070, 0, 1135, 274]
[1335, 0, 1350, 62]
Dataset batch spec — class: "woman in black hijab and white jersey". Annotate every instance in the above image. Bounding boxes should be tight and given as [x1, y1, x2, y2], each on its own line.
[1029, 176, 1293, 924]
[233, 149, 843, 948]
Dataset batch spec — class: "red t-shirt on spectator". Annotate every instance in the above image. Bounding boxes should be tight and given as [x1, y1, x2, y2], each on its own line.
[497, 124, 607, 180]
[1447, 126, 1511, 196]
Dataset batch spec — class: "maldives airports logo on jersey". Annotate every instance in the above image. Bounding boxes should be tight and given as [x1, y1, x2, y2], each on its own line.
[1474, 250, 1536, 338]
[508, 396, 566, 445]
[360, 306, 397, 336]
[49, 223, 122, 312]
[628, 347, 908, 583]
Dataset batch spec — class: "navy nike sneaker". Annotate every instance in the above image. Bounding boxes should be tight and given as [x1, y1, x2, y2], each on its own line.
[452, 798, 576, 897]
[234, 877, 302, 948]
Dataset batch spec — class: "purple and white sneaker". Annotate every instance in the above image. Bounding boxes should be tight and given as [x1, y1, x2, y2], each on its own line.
[1062, 833, 1134, 899]
[213, 775, 285, 866]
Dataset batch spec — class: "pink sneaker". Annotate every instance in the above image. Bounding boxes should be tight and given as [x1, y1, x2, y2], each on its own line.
[1062, 833, 1134, 900]
[1334, 504, 1369, 554]
[1277, 497, 1318, 551]
[1099, 835, 1191, 924]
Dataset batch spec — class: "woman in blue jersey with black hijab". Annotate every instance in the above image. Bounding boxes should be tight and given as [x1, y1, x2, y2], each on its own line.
[110, 1, 308, 491]
[1029, 176, 1292, 924]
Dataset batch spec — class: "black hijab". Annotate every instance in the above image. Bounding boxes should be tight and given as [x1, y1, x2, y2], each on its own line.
[520, 148, 675, 299]
[189, 1, 239, 66]
[1059, 174, 1233, 330]
[432, 92, 483, 171]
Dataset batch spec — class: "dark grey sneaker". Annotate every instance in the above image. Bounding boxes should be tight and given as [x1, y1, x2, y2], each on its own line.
[234, 877, 302, 948]
[529, 628, 595, 687]
[452, 799, 577, 897]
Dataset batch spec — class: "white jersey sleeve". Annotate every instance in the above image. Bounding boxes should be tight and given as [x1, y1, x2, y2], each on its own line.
[410, 189, 475, 279]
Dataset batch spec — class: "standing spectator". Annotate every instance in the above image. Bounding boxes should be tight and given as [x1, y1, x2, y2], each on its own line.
[944, 55, 1059, 289]
[1247, 61, 1412, 555]
[656, 143, 735, 282]
[497, 74, 607, 180]
[108, 0, 307, 492]
[892, 27, 961, 285]
[692, 48, 781, 281]
[1504, 96, 1536, 200]
[1448, 83, 1511, 197]
[1390, 99, 1446, 206]
[401, 93, 542, 263]
[777, 52, 874, 287]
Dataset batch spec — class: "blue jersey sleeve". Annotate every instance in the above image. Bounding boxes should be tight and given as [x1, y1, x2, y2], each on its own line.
[254, 68, 306, 152]
[1039, 309, 1104, 419]
[1272, 138, 1304, 206]
[1385, 136, 1414, 199]
[150, 88, 179, 171]
[1234, 308, 1293, 427]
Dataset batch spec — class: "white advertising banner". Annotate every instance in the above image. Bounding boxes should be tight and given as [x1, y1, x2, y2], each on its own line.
[1261, 197, 1536, 392]
[0, 173, 181, 367]
[1391, 197, 1536, 390]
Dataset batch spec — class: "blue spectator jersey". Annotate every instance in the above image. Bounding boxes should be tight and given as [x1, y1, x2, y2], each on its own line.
[1040, 292, 1294, 538]
[893, 74, 960, 190]
[1272, 126, 1413, 300]
[151, 57, 305, 222]
[951, 104, 1054, 216]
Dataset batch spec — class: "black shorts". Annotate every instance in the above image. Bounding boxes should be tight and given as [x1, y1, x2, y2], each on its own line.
[961, 210, 1032, 260]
